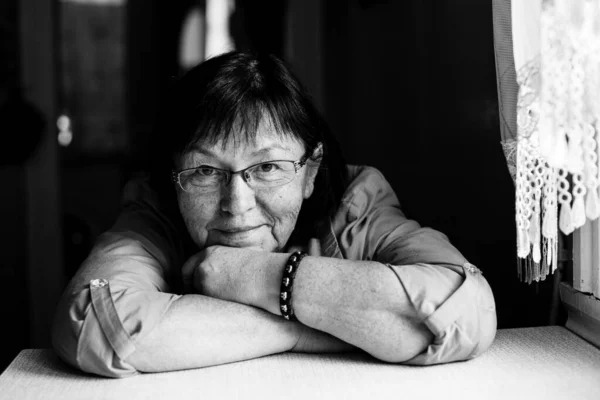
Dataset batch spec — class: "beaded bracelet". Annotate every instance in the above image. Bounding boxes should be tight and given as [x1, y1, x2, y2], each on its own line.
[279, 251, 307, 321]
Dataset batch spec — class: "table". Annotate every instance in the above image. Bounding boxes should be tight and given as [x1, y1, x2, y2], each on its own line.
[1, 326, 599, 400]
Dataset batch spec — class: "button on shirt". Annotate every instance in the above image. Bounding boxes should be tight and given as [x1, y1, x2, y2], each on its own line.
[52, 165, 497, 377]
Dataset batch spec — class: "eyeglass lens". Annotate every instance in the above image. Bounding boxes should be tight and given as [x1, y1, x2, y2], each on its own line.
[179, 160, 299, 192]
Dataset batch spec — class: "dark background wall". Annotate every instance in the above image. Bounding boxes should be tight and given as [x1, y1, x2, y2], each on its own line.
[321, 0, 556, 331]
[0, 0, 559, 372]
[0, 0, 32, 373]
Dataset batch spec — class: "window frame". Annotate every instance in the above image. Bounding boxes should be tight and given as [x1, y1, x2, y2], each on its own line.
[561, 218, 600, 348]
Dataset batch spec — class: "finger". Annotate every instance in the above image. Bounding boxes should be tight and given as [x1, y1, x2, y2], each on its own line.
[308, 238, 321, 256]
[181, 257, 195, 281]
[287, 245, 304, 254]
[181, 255, 198, 292]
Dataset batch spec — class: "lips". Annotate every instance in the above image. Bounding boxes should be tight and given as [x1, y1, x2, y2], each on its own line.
[219, 226, 261, 233]
[210, 224, 266, 246]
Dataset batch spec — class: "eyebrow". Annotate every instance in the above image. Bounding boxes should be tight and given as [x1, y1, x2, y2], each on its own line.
[191, 144, 294, 159]
[249, 145, 293, 157]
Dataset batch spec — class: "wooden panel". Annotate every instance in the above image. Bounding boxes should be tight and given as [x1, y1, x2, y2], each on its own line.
[59, 1, 127, 158]
[561, 282, 600, 348]
[573, 220, 598, 295]
[0, 0, 30, 373]
[572, 129, 600, 298]
[19, 0, 64, 348]
[285, 0, 324, 110]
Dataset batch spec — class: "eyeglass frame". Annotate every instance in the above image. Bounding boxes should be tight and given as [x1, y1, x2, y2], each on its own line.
[171, 152, 312, 193]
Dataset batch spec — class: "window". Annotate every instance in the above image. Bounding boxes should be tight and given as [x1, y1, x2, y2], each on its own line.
[178, 0, 235, 73]
[562, 210, 600, 347]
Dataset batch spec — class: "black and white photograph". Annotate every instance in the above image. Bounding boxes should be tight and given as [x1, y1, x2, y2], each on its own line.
[0, 0, 599, 398]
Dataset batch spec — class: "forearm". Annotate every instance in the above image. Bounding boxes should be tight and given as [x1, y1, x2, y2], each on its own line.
[245, 253, 437, 361]
[238, 253, 436, 361]
[290, 258, 445, 362]
[126, 293, 354, 372]
[126, 294, 299, 372]
[187, 248, 479, 364]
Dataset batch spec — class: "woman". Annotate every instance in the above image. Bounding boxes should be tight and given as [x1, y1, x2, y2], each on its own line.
[52, 51, 497, 378]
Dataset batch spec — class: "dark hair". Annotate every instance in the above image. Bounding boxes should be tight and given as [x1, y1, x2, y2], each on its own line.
[146, 51, 348, 250]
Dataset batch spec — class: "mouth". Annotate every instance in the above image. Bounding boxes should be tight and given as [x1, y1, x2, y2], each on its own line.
[219, 226, 262, 234]
[212, 225, 265, 246]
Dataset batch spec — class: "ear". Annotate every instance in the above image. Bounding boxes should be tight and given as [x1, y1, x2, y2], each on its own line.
[303, 142, 323, 199]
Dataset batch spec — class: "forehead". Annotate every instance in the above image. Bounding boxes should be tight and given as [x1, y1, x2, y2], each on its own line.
[183, 118, 305, 164]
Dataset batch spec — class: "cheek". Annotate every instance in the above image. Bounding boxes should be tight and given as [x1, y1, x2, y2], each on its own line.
[178, 194, 219, 246]
[266, 184, 305, 237]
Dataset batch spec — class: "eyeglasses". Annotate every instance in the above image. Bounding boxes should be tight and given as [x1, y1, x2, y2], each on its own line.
[172, 154, 310, 193]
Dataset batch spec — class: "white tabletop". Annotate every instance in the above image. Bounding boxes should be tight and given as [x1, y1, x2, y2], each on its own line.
[1, 326, 599, 400]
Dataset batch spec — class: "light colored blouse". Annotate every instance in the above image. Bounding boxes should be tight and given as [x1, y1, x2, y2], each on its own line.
[52, 165, 497, 378]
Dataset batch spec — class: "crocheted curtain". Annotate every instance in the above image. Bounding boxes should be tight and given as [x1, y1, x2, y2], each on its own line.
[493, 0, 600, 283]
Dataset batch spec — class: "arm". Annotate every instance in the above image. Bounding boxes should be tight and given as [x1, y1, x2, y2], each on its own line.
[285, 257, 436, 362]
[294, 260, 496, 364]
[53, 176, 354, 377]
[52, 231, 350, 377]
[192, 248, 446, 363]
[190, 233, 493, 364]
[293, 168, 497, 363]
[189, 168, 497, 364]
[128, 294, 352, 373]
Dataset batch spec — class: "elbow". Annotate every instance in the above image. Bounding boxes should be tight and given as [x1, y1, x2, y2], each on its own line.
[458, 272, 498, 361]
[368, 317, 436, 363]
[51, 288, 138, 379]
[51, 292, 82, 373]
[467, 278, 498, 360]
[407, 272, 498, 366]
[368, 310, 497, 365]
[381, 263, 497, 366]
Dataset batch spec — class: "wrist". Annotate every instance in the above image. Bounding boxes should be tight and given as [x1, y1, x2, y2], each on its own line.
[279, 251, 308, 321]
[250, 252, 289, 314]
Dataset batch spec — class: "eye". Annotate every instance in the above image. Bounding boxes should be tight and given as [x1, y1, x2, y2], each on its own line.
[257, 162, 279, 173]
[196, 166, 217, 176]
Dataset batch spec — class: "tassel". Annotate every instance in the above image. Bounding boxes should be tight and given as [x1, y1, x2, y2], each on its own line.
[530, 213, 542, 263]
[552, 237, 559, 273]
[541, 240, 549, 280]
[571, 193, 587, 228]
[546, 237, 553, 269]
[518, 226, 531, 258]
[586, 188, 600, 219]
[542, 204, 557, 238]
[559, 202, 575, 235]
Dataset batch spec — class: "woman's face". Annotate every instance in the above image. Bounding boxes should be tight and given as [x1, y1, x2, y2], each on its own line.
[176, 119, 319, 252]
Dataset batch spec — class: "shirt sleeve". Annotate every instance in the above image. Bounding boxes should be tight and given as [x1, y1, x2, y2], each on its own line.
[52, 178, 183, 378]
[337, 166, 497, 365]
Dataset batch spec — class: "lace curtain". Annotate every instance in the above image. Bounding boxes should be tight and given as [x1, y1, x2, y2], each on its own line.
[493, 0, 600, 283]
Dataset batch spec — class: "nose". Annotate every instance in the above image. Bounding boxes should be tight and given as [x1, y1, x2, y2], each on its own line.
[220, 173, 256, 215]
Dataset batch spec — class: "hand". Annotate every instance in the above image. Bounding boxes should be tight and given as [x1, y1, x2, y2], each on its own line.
[182, 246, 254, 304]
[182, 246, 288, 312]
